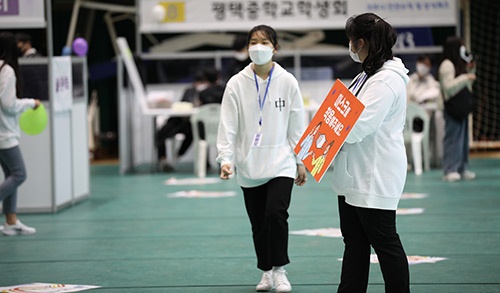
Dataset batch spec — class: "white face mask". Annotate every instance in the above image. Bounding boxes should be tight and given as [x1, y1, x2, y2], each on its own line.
[349, 42, 362, 63]
[195, 84, 208, 92]
[416, 63, 430, 76]
[234, 51, 248, 62]
[460, 46, 473, 63]
[248, 44, 274, 65]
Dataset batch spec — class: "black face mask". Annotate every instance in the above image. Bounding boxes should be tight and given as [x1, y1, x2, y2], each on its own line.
[18, 48, 24, 57]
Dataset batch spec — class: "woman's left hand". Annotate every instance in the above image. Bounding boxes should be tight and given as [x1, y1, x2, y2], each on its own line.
[295, 165, 308, 186]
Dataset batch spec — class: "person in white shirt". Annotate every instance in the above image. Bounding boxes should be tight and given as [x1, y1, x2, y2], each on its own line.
[407, 55, 441, 108]
[0, 32, 41, 236]
[332, 13, 410, 292]
[216, 25, 307, 293]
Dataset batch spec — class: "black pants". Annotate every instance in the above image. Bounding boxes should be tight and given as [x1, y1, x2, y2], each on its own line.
[338, 196, 410, 293]
[242, 177, 293, 271]
[155, 117, 193, 159]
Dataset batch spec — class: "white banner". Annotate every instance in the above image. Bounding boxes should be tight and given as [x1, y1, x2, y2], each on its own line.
[0, 0, 46, 28]
[51, 57, 73, 113]
[139, 0, 457, 33]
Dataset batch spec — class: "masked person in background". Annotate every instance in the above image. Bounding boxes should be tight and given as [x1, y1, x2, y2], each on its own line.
[155, 70, 208, 172]
[15, 33, 41, 58]
[223, 34, 251, 83]
[406, 54, 441, 133]
[439, 36, 477, 182]
[217, 25, 307, 293]
[407, 55, 441, 108]
[332, 13, 410, 292]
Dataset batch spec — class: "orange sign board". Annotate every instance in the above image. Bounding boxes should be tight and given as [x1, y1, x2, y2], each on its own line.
[295, 79, 365, 182]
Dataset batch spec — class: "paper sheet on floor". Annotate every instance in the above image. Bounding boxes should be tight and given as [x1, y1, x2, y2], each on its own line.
[167, 190, 236, 198]
[290, 227, 342, 238]
[396, 208, 425, 215]
[0, 283, 100, 292]
[338, 255, 447, 265]
[164, 177, 220, 185]
[401, 193, 428, 199]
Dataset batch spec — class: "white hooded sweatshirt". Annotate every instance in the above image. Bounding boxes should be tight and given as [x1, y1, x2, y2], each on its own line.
[0, 61, 36, 149]
[332, 58, 409, 210]
[216, 62, 306, 187]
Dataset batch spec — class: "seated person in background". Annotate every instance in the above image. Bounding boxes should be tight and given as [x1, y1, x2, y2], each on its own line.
[407, 54, 441, 131]
[15, 33, 47, 100]
[15, 33, 41, 58]
[199, 67, 225, 105]
[407, 54, 441, 106]
[197, 68, 225, 140]
[155, 70, 208, 171]
[155, 68, 225, 172]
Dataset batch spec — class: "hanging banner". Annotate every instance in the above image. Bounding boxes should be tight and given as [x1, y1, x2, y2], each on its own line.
[0, 0, 46, 28]
[51, 57, 73, 113]
[139, 0, 457, 33]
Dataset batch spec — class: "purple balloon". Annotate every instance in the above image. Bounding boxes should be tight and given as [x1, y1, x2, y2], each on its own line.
[72, 38, 88, 56]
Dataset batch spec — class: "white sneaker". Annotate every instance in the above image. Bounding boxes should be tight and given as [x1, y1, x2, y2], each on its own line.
[443, 172, 461, 182]
[256, 270, 273, 292]
[462, 170, 476, 180]
[2, 220, 36, 236]
[273, 268, 292, 293]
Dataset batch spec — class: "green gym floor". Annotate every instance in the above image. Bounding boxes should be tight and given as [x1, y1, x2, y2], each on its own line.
[1, 156, 500, 292]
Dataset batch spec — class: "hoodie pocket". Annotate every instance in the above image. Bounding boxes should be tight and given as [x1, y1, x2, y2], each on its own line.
[240, 145, 291, 180]
[332, 150, 354, 192]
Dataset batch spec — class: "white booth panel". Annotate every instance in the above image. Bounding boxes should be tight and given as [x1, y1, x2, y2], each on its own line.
[72, 99, 90, 200]
[16, 114, 53, 212]
[52, 111, 73, 208]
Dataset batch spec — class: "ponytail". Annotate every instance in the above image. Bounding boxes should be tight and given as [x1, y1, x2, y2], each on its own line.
[345, 13, 396, 76]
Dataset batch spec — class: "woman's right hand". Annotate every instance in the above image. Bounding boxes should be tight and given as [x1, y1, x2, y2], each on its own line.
[33, 99, 41, 109]
[220, 164, 233, 180]
[467, 73, 476, 81]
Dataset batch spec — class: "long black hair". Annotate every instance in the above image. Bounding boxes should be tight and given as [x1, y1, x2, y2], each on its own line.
[441, 36, 467, 76]
[0, 32, 21, 98]
[345, 13, 397, 76]
[247, 24, 280, 51]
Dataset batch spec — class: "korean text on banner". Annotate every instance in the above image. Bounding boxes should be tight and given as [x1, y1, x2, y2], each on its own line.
[294, 79, 364, 182]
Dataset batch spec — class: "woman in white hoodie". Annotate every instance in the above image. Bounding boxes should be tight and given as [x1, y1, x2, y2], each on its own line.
[0, 32, 40, 236]
[333, 14, 410, 292]
[217, 25, 307, 293]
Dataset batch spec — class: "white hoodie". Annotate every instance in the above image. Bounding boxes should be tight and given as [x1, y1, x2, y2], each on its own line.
[0, 61, 36, 149]
[332, 58, 409, 210]
[217, 62, 306, 187]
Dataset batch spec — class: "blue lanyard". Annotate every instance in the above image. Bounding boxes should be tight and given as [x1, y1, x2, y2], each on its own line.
[253, 66, 274, 131]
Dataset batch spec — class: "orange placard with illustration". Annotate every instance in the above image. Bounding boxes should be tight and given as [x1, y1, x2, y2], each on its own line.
[295, 79, 365, 182]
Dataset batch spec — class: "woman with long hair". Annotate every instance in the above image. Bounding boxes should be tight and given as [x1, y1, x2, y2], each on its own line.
[332, 13, 410, 292]
[439, 36, 477, 182]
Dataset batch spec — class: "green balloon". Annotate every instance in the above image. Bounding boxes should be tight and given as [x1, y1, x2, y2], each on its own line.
[19, 103, 48, 135]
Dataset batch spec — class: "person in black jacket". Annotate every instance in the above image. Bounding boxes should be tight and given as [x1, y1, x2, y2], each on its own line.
[15, 33, 41, 58]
